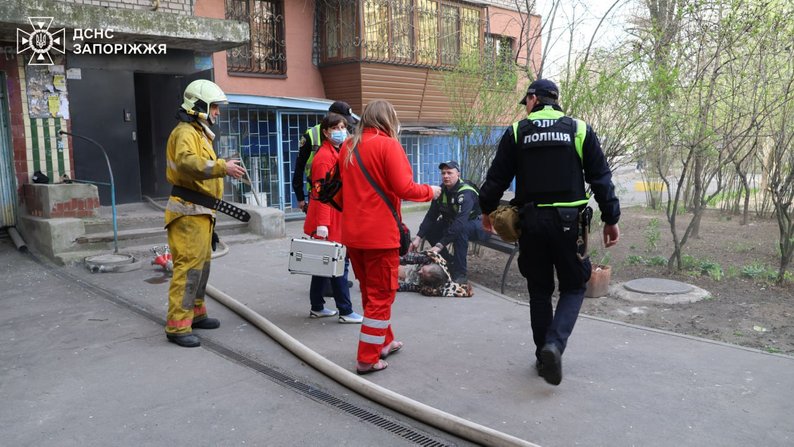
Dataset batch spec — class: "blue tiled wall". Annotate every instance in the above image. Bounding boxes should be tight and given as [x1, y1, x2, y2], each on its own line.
[220, 103, 511, 213]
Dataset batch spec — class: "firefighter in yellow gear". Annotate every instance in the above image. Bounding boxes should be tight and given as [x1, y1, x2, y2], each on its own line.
[164, 79, 245, 348]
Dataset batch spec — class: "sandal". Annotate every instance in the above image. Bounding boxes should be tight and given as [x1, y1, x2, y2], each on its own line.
[380, 341, 403, 360]
[356, 359, 388, 375]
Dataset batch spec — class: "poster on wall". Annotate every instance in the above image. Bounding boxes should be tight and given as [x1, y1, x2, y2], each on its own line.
[25, 63, 70, 120]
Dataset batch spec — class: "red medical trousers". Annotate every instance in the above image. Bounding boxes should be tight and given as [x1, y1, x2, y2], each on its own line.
[347, 247, 399, 364]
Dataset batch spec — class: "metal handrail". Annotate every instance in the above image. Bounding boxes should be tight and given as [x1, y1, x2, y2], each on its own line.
[58, 130, 118, 253]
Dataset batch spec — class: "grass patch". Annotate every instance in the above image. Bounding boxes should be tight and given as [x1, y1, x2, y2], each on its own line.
[741, 262, 777, 281]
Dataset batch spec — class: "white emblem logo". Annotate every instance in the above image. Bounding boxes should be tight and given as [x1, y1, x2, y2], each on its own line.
[17, 17, 66, 66]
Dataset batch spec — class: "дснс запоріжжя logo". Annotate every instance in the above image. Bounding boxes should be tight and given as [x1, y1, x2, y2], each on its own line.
[17, 17, 65, 66]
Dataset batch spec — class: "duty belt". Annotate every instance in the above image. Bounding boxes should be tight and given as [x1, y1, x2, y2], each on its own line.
[170, 185, 251, 222]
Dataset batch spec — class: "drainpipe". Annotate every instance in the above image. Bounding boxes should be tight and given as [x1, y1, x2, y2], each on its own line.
[7, 227, 27, 252]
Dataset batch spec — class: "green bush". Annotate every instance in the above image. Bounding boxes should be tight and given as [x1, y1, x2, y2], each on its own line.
[741, 262, 767, 279]
[699, 260, 723, 281]
[627, 254, 644, 265]
[644, 218, 660, 252]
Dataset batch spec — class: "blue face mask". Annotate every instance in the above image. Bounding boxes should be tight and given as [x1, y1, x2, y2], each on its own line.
[329, 129, 347, 145]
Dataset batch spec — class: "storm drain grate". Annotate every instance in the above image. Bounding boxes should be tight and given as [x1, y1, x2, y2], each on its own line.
[205, 340, 454, 447]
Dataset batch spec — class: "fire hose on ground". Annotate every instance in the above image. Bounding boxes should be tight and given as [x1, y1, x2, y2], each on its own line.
[205, 284, 538, 447]
[146, 196, 535, 445]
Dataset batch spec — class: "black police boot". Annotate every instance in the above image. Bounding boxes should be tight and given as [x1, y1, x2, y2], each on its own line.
[192, 318, 220, 329]
[167, 333, 201, 348]
[539, 343, 562, 385]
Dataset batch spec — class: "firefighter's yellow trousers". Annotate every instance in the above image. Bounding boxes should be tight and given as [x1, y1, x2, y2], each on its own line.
[165, 214, 213, 335]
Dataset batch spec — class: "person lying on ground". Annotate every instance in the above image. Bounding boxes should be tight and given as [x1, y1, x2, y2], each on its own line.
[398, 250, 473, 297]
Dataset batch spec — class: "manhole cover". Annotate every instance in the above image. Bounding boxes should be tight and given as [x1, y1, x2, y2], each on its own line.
[85, 253, 141, 273]
[623, 278, 694, 295]
[85, 253, 136, 265]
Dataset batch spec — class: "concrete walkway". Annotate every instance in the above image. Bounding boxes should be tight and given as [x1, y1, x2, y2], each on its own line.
[2, 209, 793, 446]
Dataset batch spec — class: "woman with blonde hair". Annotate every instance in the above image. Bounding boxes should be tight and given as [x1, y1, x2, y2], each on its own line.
[339, 100, 441, 374]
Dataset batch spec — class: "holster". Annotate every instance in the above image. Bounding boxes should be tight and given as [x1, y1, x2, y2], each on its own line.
[577, 206, 593, 260]
[211, 218, 218, 252]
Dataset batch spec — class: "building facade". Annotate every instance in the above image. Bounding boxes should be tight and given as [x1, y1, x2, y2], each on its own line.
[0, 0, 539, 229]
[200, 0, 539, 215]
[0, 0, 248, 229]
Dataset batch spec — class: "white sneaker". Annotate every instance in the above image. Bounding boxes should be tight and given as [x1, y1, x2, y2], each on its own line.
[310, 308, 338, 318]
[338, 311, 363, 324]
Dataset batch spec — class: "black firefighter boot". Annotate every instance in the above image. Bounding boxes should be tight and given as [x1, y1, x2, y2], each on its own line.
[167, 333, 201, 348]
[192, 318, 221, 329]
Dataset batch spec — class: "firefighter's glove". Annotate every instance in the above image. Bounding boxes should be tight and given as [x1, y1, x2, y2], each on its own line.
[211, 232, 219, 252]
[489, 205, 521, 243]
[316, 226, 329, 239]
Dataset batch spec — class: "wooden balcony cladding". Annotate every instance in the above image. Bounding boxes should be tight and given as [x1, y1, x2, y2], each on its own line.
[321, 62, 452, 125]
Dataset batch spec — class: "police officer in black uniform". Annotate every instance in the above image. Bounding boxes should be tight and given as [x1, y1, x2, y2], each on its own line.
[291, 101, 358, 212]
[479, 79, 620, 386]
[411, 161, 490, 283]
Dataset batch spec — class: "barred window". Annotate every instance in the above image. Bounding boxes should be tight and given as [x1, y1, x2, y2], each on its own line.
[322, 0, 483, 69]
[226, 0, 286, 75]
[484, 34, 516, 89]
[484, 34, 514, 66]
[415, 0, 439, 65]
[361, 0, 414, 61]
[323, 0, 358, 59]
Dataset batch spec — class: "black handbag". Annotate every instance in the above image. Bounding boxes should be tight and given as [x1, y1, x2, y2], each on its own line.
[352, 146, 412, 256]
[315, 162, 343, 211]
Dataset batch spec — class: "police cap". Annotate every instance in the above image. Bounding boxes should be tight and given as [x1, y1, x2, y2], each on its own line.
[519, 79, 560, 105]
[438, 160, 460, 171]
[329, 101, 359, 125]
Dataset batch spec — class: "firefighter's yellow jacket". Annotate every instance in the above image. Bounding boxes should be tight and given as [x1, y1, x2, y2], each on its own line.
[164, 121, 228, 227]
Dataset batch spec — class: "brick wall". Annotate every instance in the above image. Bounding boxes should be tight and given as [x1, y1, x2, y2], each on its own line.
[23, 183, 100, 218]
[61, 0, 194, 15]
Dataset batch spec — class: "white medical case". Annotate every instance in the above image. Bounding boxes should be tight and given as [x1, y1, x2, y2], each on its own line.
[288, 238, 346, 277]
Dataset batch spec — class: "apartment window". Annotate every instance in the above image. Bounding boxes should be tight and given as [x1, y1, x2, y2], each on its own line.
[439, 4, 459, 65]
[226, 0, 286, 75]
[392, 0, 413, 60]
[418, 1, 480, 66]
[416, 0, 439, 64]
[322, 0, 483, 68]
[362, 0, 414, 61]
[322, 0, 358, 59]
[484, 33, 516, 89]
[484, 34, 514, 65]
[460, 6, 480, 59]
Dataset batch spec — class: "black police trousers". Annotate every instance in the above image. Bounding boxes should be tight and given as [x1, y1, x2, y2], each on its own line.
[516, 206, 592, 361]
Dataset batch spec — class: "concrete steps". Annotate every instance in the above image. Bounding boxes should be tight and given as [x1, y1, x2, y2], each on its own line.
[73, 219, 250, 250]
[69, 201, 253, 253]
[17, 200, 286, 266]
[56, 232, 267, 266]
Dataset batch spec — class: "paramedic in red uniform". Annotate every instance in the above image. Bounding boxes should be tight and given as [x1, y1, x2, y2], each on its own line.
[303, 112, 363, 323]
[339, 100, 441, 375]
